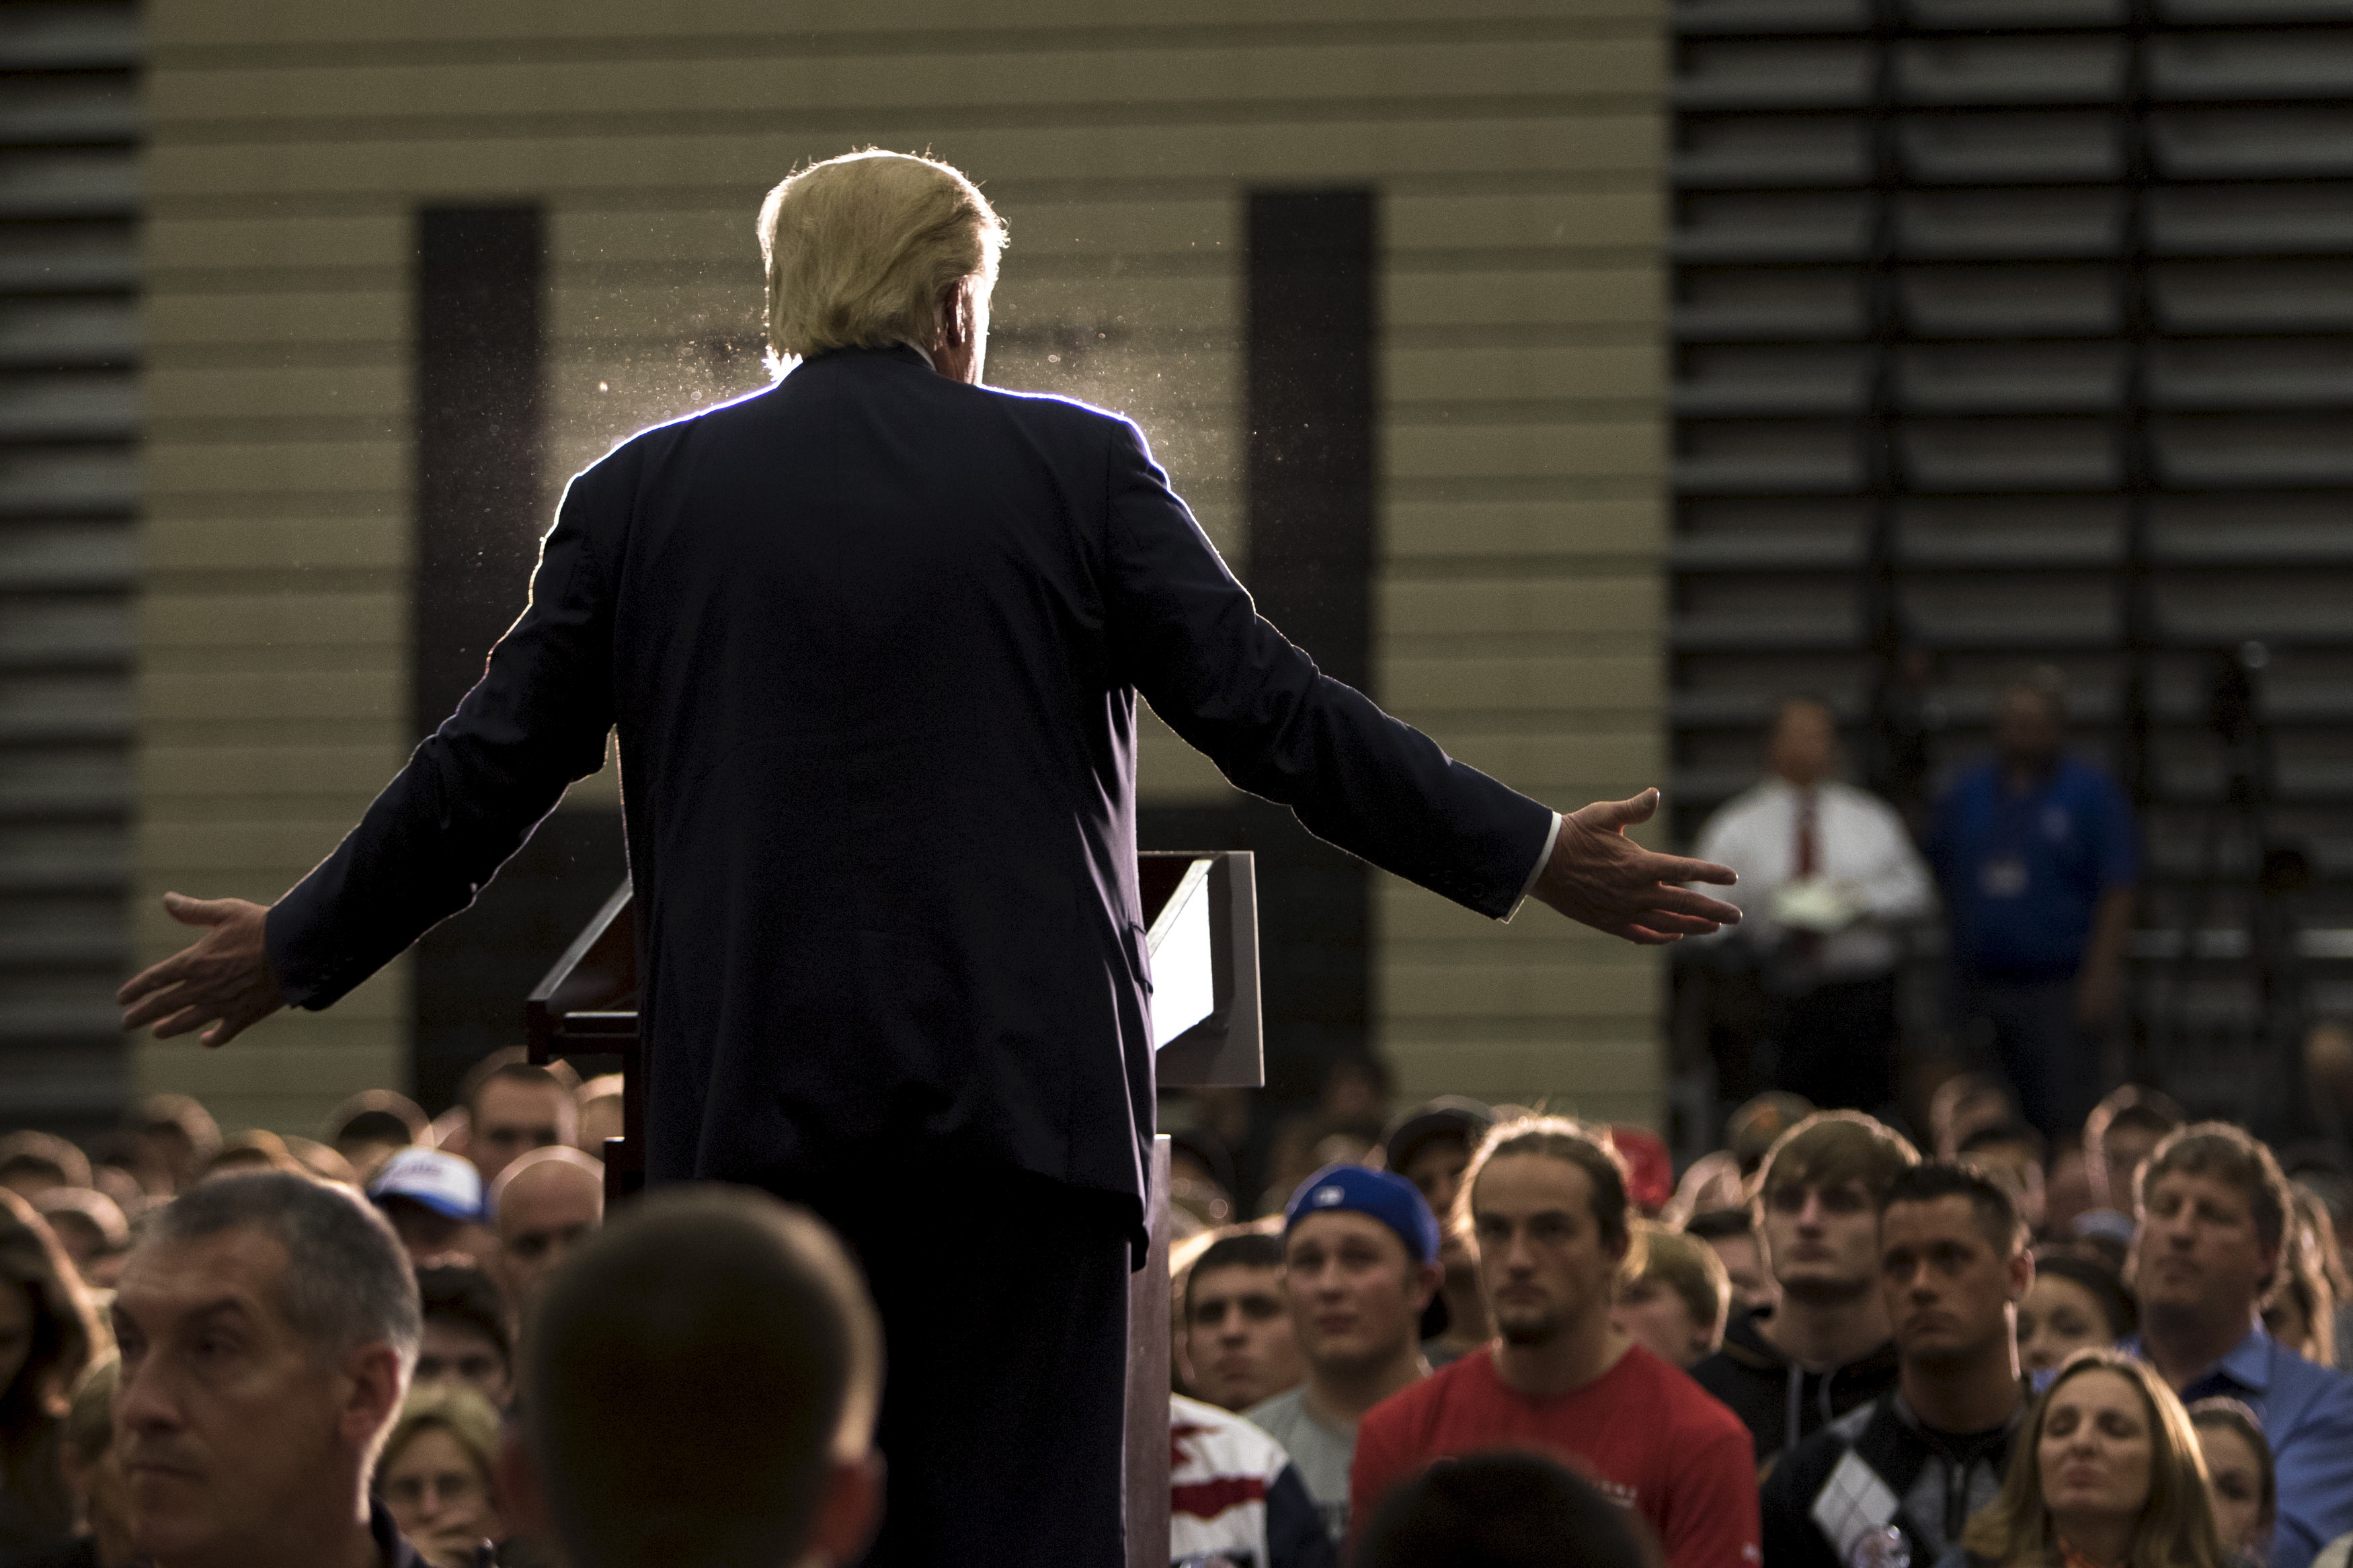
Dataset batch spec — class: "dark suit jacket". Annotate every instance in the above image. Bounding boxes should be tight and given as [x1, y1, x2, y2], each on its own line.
[269, 345, 1552, 1216]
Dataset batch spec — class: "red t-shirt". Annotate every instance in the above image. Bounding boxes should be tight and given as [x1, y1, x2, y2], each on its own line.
[1349, 1344, 1761, 1568]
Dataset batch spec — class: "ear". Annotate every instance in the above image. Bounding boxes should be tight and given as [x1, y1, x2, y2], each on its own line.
[1410, 1260, 1444, 1311]
[937, 279, 971, 347]
[342, 1342, 406, 1449]
[808, 1450, 883, 1566]
[2009, 1245, 2036, 1305]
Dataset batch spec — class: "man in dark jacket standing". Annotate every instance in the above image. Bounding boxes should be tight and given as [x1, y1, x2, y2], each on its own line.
[117, 151, 1741, 1566]
[1691, 1112, 1914, 1474]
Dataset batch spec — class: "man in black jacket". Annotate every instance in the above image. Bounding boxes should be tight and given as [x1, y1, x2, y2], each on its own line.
[1760, 1163, 2032, 1568]
[118, 150, 1740, 1567]
[1691, 1112, 1915, 1473]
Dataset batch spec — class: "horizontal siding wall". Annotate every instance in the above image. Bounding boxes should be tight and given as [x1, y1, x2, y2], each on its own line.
[140, 0, 1667, 1132]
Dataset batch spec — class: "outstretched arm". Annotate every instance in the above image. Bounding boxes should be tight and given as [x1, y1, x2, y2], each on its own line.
[1531, 790, 1740, 945]
[1103, 418, 1737, 940]
[117, 894, 283, 1048]
[119, 451, 627, 1046]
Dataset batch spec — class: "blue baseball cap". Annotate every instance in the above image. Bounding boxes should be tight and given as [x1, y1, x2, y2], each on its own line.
[1282, 1163, 1441, 1265]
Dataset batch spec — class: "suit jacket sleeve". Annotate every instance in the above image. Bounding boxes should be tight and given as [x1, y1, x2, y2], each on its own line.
[265, 454, 625, 1009]
[1100, 418, 1553, 919]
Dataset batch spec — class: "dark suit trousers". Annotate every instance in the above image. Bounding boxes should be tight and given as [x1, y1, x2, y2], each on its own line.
[781, 1162, 1135, 1568]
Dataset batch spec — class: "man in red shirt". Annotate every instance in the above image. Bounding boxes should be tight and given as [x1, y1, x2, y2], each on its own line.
[1349, 1118, 1761, 1568]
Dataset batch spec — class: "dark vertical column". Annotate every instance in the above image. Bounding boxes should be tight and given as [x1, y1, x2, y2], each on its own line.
[411, 204, 627, 1110]
[1244, 190, 1376, 692]
[1141, 190, 1378, 1210]
[415, 206, 546, 734]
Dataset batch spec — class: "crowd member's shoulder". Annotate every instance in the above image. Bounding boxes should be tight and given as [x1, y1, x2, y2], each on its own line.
[1355, 1346, 1484, 1442]
[1763, 1392, 1880, 1505]
[1693, 1306, 1784, 1384]
[1620, 1342, 1752, 1444]
[1244, 1383, 1312, 1443]
[1176, 1392, 1290, 1478]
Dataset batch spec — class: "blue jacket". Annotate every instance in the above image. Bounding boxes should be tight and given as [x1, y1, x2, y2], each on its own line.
[266, 346, 1552, 1222]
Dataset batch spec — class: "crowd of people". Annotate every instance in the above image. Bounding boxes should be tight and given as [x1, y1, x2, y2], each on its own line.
[0, 678, 2346, 1565]
[1163, 1083, 2353, 1568]
[0, 1036, 2341, 1567]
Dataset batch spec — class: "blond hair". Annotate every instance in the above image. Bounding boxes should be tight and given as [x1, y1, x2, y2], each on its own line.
[378, 1381, 502, 1493]
[1958, 1351, 2225, 1568]
[757, 149, 1006, 367]
[1631, 1221, 1731, 1339]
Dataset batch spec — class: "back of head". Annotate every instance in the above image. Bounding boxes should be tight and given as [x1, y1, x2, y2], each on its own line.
[526, 1186, 881, 1568]
[1359, 1451, 1652, 1568]
[1757, 1111, 1921, 1211]
[758, 150, 1006, 363]
[0, 1130, 93, 1193]
[2085, 1085, 2185, 1157]
[145, 1171, 422, 1374]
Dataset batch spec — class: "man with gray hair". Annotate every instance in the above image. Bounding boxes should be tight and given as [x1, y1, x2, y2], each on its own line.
[120, 148, 1741, 1563]
[110, 1171, 428, 1568]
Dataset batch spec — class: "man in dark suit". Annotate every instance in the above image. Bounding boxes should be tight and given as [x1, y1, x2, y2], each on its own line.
[121, 150, 1739, 1565]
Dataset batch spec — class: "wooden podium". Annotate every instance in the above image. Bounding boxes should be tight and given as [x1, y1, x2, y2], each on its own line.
[524, 852, 1263, 1568]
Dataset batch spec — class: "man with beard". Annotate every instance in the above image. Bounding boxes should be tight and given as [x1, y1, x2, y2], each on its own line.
[1347, 1120, 1757, 1567]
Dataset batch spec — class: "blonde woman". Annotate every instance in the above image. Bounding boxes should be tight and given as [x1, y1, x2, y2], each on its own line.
[1944, 1350, 2226, 1568]
[374, 1383, 504, 1568]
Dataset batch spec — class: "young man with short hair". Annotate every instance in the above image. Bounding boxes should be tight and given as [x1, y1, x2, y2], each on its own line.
[1349, 1120, 1759, 1568]
[2128, 1123, 2353, 1568]
[110, 1171, 425, 1568]
[463, 1059, 579, 1188]
[1246, 1165, 1441, 1546]
[1183, 1230, 1306, 1413]
[1613, 1221, 1732, 1369]
[1761, 1163, 2034, 1568]
[1689, 1111, 1916, 1469]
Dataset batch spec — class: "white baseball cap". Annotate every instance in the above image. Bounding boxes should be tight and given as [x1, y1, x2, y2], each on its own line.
[366, 1147, 484, 1223]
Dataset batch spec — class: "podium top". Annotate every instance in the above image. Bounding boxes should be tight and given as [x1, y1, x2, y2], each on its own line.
[528, 854, 1261, 1089]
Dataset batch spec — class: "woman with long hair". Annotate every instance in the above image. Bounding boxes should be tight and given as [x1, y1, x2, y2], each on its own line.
[1948, 1350, 2227, 1568]
[0, 1188, 106, 1558]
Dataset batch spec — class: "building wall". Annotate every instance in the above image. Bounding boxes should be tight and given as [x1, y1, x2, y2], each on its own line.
[137, 0, 1668, 1132]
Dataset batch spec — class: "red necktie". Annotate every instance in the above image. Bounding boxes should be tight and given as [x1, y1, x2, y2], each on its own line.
[1792, 792, 1821, 966]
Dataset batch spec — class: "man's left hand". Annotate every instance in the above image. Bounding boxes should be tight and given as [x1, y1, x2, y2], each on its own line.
[118, 892, 287, 1048]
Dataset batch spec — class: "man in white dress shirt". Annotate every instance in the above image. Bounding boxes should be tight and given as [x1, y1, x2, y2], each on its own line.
[1694, 698, 1936, 1114]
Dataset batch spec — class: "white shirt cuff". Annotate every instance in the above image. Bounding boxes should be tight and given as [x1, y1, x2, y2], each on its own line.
[1502, 811, 1564, 923]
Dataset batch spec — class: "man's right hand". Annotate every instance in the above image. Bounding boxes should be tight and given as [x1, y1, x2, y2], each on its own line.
[1531, 789, 1741, 945]
[118, 892, 287, 1048]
